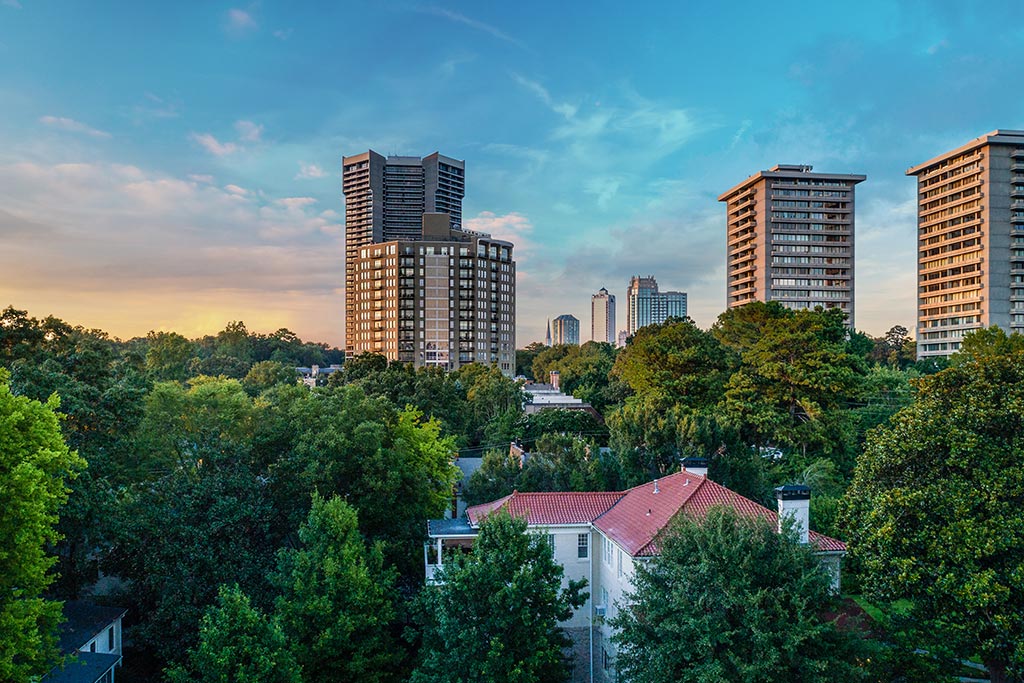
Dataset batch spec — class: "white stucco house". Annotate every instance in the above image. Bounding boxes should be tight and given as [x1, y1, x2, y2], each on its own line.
[425, 460, 845, 683]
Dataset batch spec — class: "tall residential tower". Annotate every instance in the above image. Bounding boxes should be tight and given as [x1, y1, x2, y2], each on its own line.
[342, 151, 466, 353]
[718, 165, 865, 326]
[626, 276, 687, 335]
[348, 214, 516, 375]
[591, 288, 616, 344]
[907, 130, 1024, 358]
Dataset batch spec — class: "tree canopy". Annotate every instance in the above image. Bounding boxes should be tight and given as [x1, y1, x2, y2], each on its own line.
[0, 368, 84, 680]
[842, 347, 1024, 682]
[611, 506, 866, 683]
[412, 512, 587, 683]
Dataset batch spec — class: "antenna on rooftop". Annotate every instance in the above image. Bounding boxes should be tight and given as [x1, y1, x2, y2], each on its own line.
[653, 479, 659, 494]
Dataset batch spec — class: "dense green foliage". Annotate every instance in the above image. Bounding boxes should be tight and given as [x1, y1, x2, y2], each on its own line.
[166, 585, 301, 683]
[273, 495, 401, 683]
[0, 369, 84, 680]
[611, 507, 867, 682]
[5, 301, 1003, 682]
[412, 512, 587, 683]
[843, 336, 1024, 682]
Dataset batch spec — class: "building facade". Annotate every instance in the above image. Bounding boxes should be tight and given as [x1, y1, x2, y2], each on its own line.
[552, 314, 580, 345]
[591, 288, 616, 344]
[426, 467, 844, 683]
[348, 214, 516, 376]
[342, 150, 466, 353]
[718, 164, 865, 326]
[625, 276, 687, 334]
[907, 130, 1024, 358]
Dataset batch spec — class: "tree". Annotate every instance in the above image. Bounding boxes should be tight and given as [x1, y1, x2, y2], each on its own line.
[273, 495, 401, 683]
[612, 318, 733, 410]
[166, 585, 301, 683]
[243, 360, 298, 395]
[842, 347, 1024, 682]
[516, 341, 549, 379]
[144, 331, 195, 382]
[611, 507, 866, 683]
[0, 369, 85, 680]
[412, 512, 587, 683]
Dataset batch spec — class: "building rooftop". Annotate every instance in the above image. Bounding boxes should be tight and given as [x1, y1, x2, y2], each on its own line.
[906, 129, 1024, 176]
[718, 166, 867, 201]
[467, 491, 625, 527]
[56, 602, 127, 655]
[44, 652, 121, 683]
[459, 470, 846, 557]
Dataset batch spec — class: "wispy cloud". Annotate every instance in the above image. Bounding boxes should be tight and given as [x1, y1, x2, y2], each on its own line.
[273, 28, 293, 41]
[296, 162, 328, 179]
[190, 120, 264, 157]
[225, 7, 258, 36]
[275, 197, 317, 209]
[189, 132, 239, 157]
[510, 73, 577, 119]
[224, 184, 248, 196]
[423, 7, 528, 51]
[39, 115, 112, 139]
[234, 119, 263, 142]
[2, 0, 22, 9]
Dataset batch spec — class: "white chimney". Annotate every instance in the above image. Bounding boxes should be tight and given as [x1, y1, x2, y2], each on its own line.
[680, 457, 709, 478]
[775, 485, 811, 544]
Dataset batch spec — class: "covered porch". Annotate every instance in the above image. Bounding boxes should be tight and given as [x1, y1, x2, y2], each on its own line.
[425, 518, 478, 584]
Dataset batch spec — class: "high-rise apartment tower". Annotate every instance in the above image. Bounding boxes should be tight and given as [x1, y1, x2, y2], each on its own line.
[907, 130, 1024, 358]
[591, 288, 616, 344]
[718, 165, 865, 326]
[348, 214, 516, 375]
[552, 314, 580, 346]
[342, 150, 465, 353]
[626, 276, 687, 334]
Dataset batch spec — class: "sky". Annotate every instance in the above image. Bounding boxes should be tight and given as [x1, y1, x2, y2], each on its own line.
[1, 1, 1022, 347]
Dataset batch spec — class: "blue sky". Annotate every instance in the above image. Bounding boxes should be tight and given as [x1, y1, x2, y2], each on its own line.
[1, 1, 1022, 346]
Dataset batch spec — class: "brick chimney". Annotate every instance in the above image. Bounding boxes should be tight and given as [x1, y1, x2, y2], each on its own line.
[549, 370, 560, 391]
[775, 485, 811, 544]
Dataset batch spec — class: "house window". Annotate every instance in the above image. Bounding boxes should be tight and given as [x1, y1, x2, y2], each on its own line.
[546, 534, 555, 555]
[603, 536, 612, 565]
[617, 549, 623, 578]
[601, 587, 609, 609]
[108, 626, 114, 651]
[89, 641, 96, 653]
[577, 533, 589, 559]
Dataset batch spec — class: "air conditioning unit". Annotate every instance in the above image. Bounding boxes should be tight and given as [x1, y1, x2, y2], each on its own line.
[595, 605, 607, 617]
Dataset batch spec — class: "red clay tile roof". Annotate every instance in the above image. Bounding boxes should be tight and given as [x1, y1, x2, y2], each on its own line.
[466, 491, 623, 527]
[464, 471, 847, 556]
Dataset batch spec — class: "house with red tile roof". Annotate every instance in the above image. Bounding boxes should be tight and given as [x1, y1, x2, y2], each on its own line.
[425, 460, 845, 683]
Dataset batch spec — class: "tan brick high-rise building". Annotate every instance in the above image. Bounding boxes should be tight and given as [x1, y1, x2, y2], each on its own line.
[719, 165, 865, 326]
[348, 214, 516, 376]
[907, 130, 1024, 358]
[342, 151, 465, 353]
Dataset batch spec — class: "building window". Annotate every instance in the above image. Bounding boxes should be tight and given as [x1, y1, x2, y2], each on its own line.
[601, 587, 609, 609]
[617, 549, 623, 577]
[90, 641, 96, 653]
[108, 626, 114, 651]
[603, 536, 612, 565]
[546, 534, 555, 555]
[578, 533, 589, 559]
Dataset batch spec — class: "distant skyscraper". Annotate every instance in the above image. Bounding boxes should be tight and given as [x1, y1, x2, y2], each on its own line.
[591, 288, 616, 344]
[342, 150, 465, 354]
[545, 319, 552, 346]
[907, 130, 1024, 358]
[348, 214, 515, 375]
[718, 164, 865, 326]
[552, 314, 580, 345]
[626, 276, 687, 334]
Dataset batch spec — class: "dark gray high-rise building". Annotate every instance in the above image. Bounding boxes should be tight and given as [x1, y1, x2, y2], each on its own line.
[552, 314, 580, 345]
[342, 150, 465, 353]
